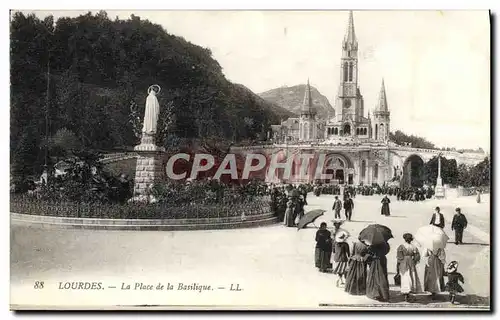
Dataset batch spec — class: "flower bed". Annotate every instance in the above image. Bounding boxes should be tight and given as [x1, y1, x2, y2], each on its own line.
[10, 195, 271, 220]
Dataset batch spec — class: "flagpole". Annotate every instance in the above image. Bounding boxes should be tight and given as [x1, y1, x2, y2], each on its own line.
[44, 50, 50, 176]
[43, 21, 55, 184]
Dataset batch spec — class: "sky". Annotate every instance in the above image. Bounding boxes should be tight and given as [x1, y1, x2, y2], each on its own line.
[21, 10, 491, 151]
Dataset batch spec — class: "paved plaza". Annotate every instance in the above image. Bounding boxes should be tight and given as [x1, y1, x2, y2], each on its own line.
[10, 193, 490, 309]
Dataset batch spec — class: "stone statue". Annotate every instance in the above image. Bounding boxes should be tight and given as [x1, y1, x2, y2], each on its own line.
[135, 84, 165, 152]
[142, 85, 161, 135]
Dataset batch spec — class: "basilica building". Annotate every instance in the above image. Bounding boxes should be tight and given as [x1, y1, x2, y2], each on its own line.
[271, 11, 390, 144]
[246, 11, 485, 187]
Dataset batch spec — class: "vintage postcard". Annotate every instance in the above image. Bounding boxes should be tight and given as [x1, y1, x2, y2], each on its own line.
[9, 10, 490, 310]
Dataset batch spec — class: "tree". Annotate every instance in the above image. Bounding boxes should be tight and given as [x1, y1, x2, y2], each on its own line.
[11, 125, 41, 179]
[389, 130, 436, 149]
[455, 157, 490, 187]
[457, 163, 472, 187]
[424, 156, 458, 186]
[50, 128, 82, 157]
[10, 11, 284, 180]
[469, 157, 490, 187]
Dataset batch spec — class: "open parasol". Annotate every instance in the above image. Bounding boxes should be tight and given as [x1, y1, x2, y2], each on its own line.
[358, 224, 393, 245]
[414, 225, 449, 251]
[297, 209, 326, 230]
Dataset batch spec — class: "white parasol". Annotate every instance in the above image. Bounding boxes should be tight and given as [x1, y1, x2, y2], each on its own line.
[414, 225, 449, 252]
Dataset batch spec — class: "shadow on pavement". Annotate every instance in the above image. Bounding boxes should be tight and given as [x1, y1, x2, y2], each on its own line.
[446, 241, 490, 246]
[387, 290, 490, 306]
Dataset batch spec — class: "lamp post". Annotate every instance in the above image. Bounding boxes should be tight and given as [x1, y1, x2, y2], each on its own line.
[41, 20, 57, 185]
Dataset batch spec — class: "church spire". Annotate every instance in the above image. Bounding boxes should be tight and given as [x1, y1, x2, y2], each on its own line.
[301, 78, 313, 114]
[343, 11, 357, 48]
[376, 78, 389, 112]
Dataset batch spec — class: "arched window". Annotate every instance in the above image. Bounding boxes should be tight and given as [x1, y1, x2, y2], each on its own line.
[304, 122, 309, 140]
[364, 128, 367, 135]
[375, 124, 379, 140]
[356, 128, 359, 135]
[374, 163, 379, 179]
[343, 62, 348, 82]
[380, 124, 385, 140]
[348, 62, 353, 82]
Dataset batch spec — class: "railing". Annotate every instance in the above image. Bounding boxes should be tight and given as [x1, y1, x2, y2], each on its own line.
[231, 143, 486, 160]
[10, 195, 271, 220]
[457, 186, 490, 197]
[99, 152, 139, 164]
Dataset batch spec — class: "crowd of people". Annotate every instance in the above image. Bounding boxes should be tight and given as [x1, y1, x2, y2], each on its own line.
[268, 180, 438, 226]
[311, 183, 435, 202]
[314, 205, 469, 304]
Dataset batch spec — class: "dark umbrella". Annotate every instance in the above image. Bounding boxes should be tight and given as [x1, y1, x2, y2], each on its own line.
[358, 224, 393, 245]
[297, 209, 326, 230]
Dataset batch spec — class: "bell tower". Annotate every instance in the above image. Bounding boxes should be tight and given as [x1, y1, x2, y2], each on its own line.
[335, 11, 363, 135]
[373, 79, 391, 141]
[299, 79, 317, 141]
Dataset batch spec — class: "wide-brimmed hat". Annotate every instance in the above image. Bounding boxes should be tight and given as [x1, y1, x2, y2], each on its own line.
[447, 261, 459, 273]
[335, 229, 350, 242]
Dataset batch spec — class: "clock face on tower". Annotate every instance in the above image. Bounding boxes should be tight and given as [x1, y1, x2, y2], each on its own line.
[343, 99, 352, 108]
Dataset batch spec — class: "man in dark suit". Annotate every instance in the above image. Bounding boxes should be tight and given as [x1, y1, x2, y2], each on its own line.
[430, 206, 445, 229]
[343, 196, 354, 221]
[332, 196, 342, 219]
[451, 207, 468, 245]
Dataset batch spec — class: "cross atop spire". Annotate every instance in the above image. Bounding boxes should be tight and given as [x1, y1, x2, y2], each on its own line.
[376, 78, 389, 112]
[343, 11, 357, 47]
[301, 78, 313, 113]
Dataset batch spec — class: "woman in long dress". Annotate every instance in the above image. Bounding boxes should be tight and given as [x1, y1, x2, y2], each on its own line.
[381, 195, 391, 216]
[315, 222, 332, 273]
[397, 233, 422, 302]
[283, 200, 294, 227]
[331, 220, 344, 249]
[366, 242, 391, 302]
[423, 247, 446, 299]
[332, 232, 350, 286]
[345, 240, 369, 295]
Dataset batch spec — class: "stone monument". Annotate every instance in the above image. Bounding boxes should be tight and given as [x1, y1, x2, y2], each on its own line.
[434, 153, 445, 199]
[132, 85, 165, 200]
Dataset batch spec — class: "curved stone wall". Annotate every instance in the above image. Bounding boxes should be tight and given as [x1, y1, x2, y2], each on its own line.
[10, 212, 278, 231]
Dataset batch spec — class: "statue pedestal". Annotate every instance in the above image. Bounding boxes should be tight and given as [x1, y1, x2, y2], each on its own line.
[435, 178, 445, 199]
[132, 137, 165, 198]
